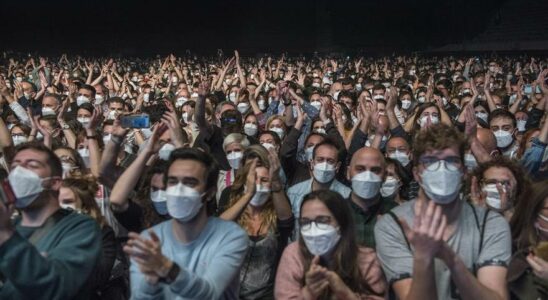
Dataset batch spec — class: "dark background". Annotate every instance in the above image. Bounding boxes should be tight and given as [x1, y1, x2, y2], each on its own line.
[0, 0, 506, 56]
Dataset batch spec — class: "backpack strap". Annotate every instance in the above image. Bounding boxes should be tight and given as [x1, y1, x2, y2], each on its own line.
[386, 211, 411, 251]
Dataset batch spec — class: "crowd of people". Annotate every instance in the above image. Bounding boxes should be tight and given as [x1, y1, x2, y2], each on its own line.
[0, 50, 547, 299]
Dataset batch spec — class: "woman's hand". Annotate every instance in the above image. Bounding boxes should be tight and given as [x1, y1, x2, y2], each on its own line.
[527, 253, 548, 280]
[304, 256, 329, 299]
[244, 159, 258, 196]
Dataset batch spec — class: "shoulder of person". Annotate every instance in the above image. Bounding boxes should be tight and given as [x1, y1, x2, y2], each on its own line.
[209, 217, 249, 240]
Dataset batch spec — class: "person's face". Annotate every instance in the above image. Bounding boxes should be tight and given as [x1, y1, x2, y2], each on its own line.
[21, 82, 35, 98]
[312, 120, 324, 132]
[150, 173, 165, 191]
[311, 145, 340, 171]
[255, 166, 271, 189]
[376, 102, 386, 114]
[11, 149, 60, 190]
[515, 111, 528, 122]
[225, 142, 243, 155]
[373, 89, 384, 97]
[482, 166, 517, 199]
[269, 119, 284, 129]
[109, 102, 125, 114]
[55, 148, 77, 165]
[77, 109, 92, 119]
[385, 163, 401, 182]
[260, 133, 278, 148]
[42, 96, 59, 111]
[102, 124, 114, 136]
[420, 106, 439, 119]
[385, 138, 411, 156]
[400, 94, 412, 102]
[11, 126, 26, 137]
[342, 83, 353, 91]
[39, 120, 55, 133]
[340, 96, 353, 110]
[166, 159, 208, 195]
[537, 198, 548, 240]
[300, 199, 339, 229]
[348, 150, 385, 180]
[414, 146, 463, 182]
[310, 93, 321, 102]
[490, 117, 515, 134]
[59, 187, 80, 209]
[474, 106, 488, 114]
[245, 115, 257, 126]
[78, 88, 93, 99]
[305, 134, 323, 150]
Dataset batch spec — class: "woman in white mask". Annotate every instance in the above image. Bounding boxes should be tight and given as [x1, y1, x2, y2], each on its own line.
[58, 176, 124, 298]
[243, 113, 259, 138]
[219, 148, 293, 299]
[507, 180, 548, 300]
[275, 190, 386, 299]
[266, 115, 287, 141]
[54, 147, 88, 179]
[407, 102, 442, 135]
[10, 123, 31, 146]
[216, 133, 250, 203]
[469, 158, 530, 221]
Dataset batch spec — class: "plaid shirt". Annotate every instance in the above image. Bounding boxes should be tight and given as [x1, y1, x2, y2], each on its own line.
[348, 196, 398, 248]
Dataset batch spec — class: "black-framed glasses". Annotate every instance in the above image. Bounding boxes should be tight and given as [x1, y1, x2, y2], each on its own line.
[419, 156, 461, 171]
[299, 216, 332, 230]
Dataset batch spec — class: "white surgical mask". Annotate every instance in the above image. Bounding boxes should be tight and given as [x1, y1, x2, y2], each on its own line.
[516, 120, 527, 132]
[176, 97, 188, 107]
[258, 99, 267, 110]
[229, 92, 237, 102]
[389, 150, 410, 167]
[313, 162, 336, 184]
[95, 94, 105, 104]
[417, 96, 426, 103]
[143, 93, 150, 102]
[41, 107, 56, 116]
[270, 127, 285, 139]
[244, 123, 258, 136]
[352, 171, 382, 199]
[226, 151, 243, 170]
[380, 176, 400, 198]
[464, 153, 478, 170]
[8, 166, 48, 208]
[482, 183, 505, 210]
[305, 146, 314, 162]
[107, 110, 118, 120]
[475, 112, 488, 123]
[494, 130, 513, 148]
[250, 184, 270, 207]
[76, 95, 90, 106]
[301, 223, 340, 256]
[310, 101, 322, 111]
[237, 102, 250, 114]
[150, 189, 168, 215]
[60, 203, 76, 210]
[158, 143, 176, 160]
[401, 100, 411, 110]
[314, 128, 326, 134]
[419, 115, 439, 127]
[78, 148, 90, 167]
[262, 142, 275, 151]
[420, 161, 462, 204]
[77, 117, 91, 127]
[12, 135, 28, 146]
[333, 91, 341, 101]
[166, 183, 203, 222]
[373, 95, 385, 101]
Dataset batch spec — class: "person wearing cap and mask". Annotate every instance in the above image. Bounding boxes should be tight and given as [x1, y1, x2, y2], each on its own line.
[287, 140, 351, 237]
[125, 148, 248, 299]
[346, 147, 397, 248]
[0, 142, 101, 299]
[375, 124, 511, 300]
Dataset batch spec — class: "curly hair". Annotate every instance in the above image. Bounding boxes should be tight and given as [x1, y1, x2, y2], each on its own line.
[412, 123, 467, 166]
[61, 176, 106, 227]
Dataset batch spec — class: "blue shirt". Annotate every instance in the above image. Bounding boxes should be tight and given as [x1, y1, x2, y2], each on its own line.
[130, 217, 249, 300]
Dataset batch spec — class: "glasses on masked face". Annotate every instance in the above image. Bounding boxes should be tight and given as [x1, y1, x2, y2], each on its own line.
[299, 215, 332, 230]
[419, 156, 462, 171]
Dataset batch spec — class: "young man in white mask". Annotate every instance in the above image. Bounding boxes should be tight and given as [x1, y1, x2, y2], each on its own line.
[124, 148, 248, 299]
[347, 147, 397, 248]
[489, 109, 519, 159]
[0, 142, 102, 298]
[287, 140, 351, 235]
[375, 124, 511, 300]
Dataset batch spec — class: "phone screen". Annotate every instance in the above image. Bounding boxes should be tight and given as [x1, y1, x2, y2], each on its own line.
[120, 114, 150, 128]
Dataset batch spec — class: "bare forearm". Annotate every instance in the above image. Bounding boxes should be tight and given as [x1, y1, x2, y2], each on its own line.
[219, 194, 252, 221]
[405, 257, 438, 300]
[271, 190, 292, 221]
[110, 150, 151, 209]
[447, 257, 506, 300]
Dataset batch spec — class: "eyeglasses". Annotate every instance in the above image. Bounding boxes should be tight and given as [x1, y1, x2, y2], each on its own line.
[419, 156, 461, 171]
[482, 179, 510, 187]
[299, 216, 332, 230]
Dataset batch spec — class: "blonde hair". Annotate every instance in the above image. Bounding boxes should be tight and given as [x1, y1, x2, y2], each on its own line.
[266, 115, 287, 131]
[61, 176, 106, 227]
[227, 147, 277, 234]
[222, 133, 250, 152]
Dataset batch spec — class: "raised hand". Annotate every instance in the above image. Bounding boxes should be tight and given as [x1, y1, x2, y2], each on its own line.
[304, 256, 329, 299]
[161, 111, 186, 148]
[244, 159, 258, 196]
[124, 230, 173, 285]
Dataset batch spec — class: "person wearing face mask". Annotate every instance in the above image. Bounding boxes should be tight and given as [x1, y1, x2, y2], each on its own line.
[58, 177, 128, 298]
[508, 180, 548, 300]
[66, 84, 96, 120]
[382, 158, 412, 204]
[287, 140, 351, 236]
[124, 148, 249, 299]
[275, 190, 387, 299]
[219, 152, 293, 299]
[375, 124, 511, 300]
[266, 115, 287, 141]
[216, 133, 250, 203]
[346, 147, 397, 248]
[0, 142, 102, 299]
[489, 109, 520, 158]
[470, 158, 531, 221]
[243, 113, 259, 139]
[9, 123, 31, 146]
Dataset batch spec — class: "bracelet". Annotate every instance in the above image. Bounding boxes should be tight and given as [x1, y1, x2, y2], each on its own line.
[159, 262, 180, 284]
[85, 135, 97, 140]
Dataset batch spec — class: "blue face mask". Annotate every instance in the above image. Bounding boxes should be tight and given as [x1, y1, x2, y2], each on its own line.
[150, 189, 168, 215]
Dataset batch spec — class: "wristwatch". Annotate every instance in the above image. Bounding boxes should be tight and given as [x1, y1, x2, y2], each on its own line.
[61, 123, 70, 130]
[159, 262, 180, 284]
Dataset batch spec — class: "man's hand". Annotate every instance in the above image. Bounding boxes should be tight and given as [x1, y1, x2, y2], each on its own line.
[526, 253, 548, 280]
[400, 200, 447, 262]
[161, 111, 186, 148]
[124, 230, 173, 284]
